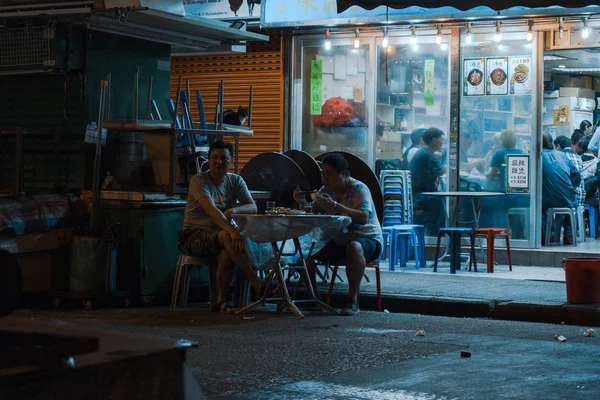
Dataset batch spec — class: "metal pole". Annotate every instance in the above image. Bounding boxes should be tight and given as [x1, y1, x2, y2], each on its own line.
[106, 72, 111, 121]
[173, 76, 182, 127]
[247, 85, 253, 129]
[146, 75, 153, 120]
[90, 80, 108, 237]
[133, 70, 139, 123]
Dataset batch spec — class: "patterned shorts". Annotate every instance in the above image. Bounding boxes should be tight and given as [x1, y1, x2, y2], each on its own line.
[178, 228, 221, 257]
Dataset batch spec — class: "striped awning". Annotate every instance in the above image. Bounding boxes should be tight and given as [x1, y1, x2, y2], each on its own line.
[337, 0, 599, 13]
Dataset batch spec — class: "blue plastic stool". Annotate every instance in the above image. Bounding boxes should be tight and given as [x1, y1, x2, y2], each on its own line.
[584, 204, 598, 239]
[392, 224, 426, 269]
[433, 227, 476, 274]
[380, 226, 397, 270]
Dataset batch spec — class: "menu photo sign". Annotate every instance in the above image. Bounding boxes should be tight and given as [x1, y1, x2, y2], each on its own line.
[463, 58, 485, 96]
[509, 56, 532, 95]
[506, 154, 529, 194]
[486, 57, 508, 95]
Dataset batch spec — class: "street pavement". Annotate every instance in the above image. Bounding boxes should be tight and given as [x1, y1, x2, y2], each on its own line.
[5, 307, 600, 400]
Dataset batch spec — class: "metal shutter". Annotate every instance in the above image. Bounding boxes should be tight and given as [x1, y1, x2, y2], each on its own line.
[170, 39, 284, 169]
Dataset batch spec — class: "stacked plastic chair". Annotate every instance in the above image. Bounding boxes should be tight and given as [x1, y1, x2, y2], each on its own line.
[379, 170, 425, 271]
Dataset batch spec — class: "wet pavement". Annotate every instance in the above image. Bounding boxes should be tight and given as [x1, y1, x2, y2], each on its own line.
[5, 307, 600, 399]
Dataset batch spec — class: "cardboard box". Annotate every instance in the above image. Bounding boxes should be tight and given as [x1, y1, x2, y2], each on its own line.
[554, 75, 593, 89]
[559, 87, 596, 99]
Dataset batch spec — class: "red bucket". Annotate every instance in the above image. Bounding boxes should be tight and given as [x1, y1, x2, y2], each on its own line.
[563, 258, 600, 304]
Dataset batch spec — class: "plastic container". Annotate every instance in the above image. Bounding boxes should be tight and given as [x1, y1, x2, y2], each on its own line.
[563, 258, 600, 304]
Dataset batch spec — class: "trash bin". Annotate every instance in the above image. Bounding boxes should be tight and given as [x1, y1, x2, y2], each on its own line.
[563, 258, 600, 304]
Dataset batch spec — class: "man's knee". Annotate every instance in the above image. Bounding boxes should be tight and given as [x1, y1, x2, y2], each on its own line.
[218, 230, 231, 246]
[346, 241, 364, 260]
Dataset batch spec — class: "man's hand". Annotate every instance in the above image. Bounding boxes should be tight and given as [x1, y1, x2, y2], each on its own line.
[224, 208, 234, 220]
[293, 187, 307, 204]
[229, 230, 245, 252]
[315, 193, 336, 213]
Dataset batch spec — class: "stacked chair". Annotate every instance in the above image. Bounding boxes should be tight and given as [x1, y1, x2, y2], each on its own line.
[379, 170, 425, 271]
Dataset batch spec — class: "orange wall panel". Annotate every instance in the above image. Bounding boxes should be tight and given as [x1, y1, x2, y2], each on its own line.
[170, 46, 284, 170]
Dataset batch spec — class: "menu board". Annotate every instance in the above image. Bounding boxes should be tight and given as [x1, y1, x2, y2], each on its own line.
[506, 154, 529, 194]
[509, 56, 532, 95]
[463, 58, 485, 96]
[486, 57, 508, 95]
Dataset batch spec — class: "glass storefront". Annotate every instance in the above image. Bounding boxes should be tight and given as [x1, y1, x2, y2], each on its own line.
[291, 28, 538, 247]
[459, 32, 537, 244]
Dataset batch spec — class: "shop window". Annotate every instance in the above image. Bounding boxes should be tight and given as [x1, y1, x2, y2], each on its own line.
[375, 42, 450, 177]
[300, 44, 370, 163]
[459, 36, 534, 241]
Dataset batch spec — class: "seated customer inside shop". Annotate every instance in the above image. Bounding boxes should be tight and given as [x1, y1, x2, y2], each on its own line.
[409, 127, 446, 235]
[478, 130, 528, 229]
[541, 132, 581, 245]
[294, 153, 383, 316]
[178, 140, 273, 313]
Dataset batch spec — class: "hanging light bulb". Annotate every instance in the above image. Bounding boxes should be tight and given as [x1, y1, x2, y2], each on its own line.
[410, 26, 417, 45]
[436, 25, 442, 45]
[494, 21, 502, 42]
[440, 42, 448, 51]
[465, 23, 473, 44]
[526, 21, 533, 42]
[354, 28, 360, 48]
[558, 17, 564, 40]
[582, 17, 590, 39]
[382, 26, 389, 48]
[324, 29, 331, 50]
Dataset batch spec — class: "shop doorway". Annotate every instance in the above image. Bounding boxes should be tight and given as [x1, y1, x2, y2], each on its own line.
[541, 44, 600, 246]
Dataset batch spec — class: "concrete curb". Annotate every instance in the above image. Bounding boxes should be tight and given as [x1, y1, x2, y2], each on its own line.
[330, 292, 600, 327]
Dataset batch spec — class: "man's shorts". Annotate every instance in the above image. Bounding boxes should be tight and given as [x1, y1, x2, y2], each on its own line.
[178, 228, 221, 257]
[313, 237, 382, 264]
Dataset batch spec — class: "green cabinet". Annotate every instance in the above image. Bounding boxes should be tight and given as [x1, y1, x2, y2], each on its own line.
[101, 204, 207, 299]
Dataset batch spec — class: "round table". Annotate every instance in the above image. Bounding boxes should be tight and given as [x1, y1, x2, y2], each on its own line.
[232, 214, 351, 318]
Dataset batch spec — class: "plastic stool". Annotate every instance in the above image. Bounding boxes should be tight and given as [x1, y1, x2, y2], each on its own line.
[392, 224, 426, 269]
[577, 206, 586, 244]
[171, 254, 217, 311]
[381, 227, 395, 264]
[584, 204, 598, 239]
[544, 208, 577, 246]
[433, 227, 476, 274]
[469, 228, 512, 273]
[506, 207, 530, 240]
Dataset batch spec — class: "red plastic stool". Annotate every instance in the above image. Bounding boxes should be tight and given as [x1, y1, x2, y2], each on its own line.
[469, 228, 513, 273]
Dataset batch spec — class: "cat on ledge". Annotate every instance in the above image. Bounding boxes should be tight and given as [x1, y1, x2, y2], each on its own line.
[223, 106, 249, 126]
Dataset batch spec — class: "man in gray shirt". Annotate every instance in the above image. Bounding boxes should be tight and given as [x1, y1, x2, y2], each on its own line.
[179, 140, 266, 312]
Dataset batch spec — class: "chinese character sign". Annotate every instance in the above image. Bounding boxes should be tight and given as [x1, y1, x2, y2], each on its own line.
[310, 60, 323, 115]
[506, 155, 529, 194]
[463, 58, 485, 96]
[486, 57, 508, 95]
[424, 59, 435, 106]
